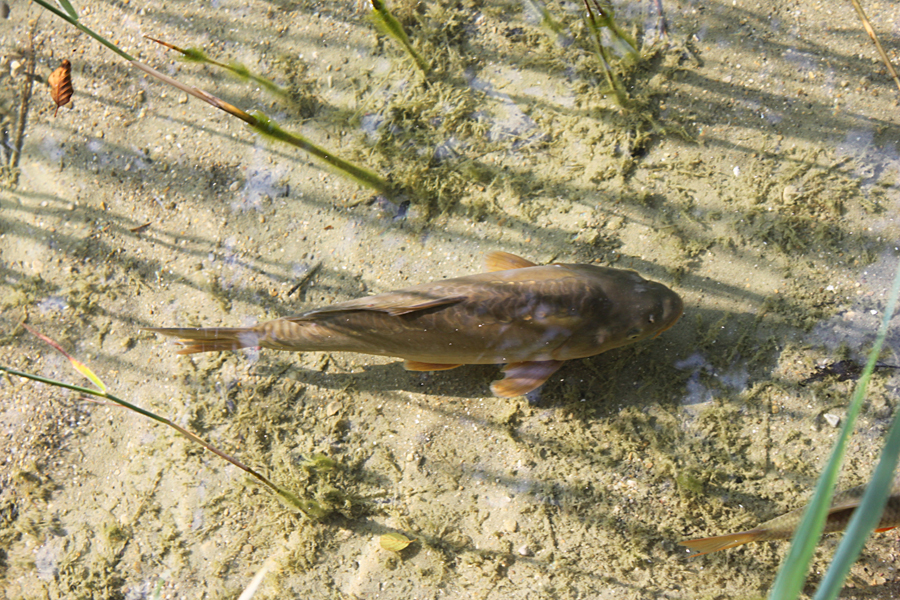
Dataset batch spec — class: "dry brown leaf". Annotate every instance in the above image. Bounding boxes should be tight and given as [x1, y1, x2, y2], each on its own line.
[48, 59, 73, 117]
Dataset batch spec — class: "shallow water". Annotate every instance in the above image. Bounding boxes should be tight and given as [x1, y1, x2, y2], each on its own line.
[2, 0, 900, 598]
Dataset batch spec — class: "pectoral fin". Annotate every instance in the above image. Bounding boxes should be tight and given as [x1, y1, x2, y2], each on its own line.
[490, 360, 564, 397]
[404, 361, 463, 371]
[485, 251, 537, 272]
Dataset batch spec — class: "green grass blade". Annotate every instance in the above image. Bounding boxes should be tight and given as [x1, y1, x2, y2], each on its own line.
[768, 258, 900, 599]
[582, 1, 628, 106]
[0, 364, 107, 398]
[250, 111, 392, 194]
[33, 0, 134, 61]
[36, 3, 389, 195]
[370, 0, 430, 76]
[145, 37, 288, 98]
[56, 0, 79, 20]
[521, 0, 566, 41]
[813, 369, 900, 596]
[815, 255, 900, 600]
[590, 0, 637, 57]
[0, 362, 326, 519]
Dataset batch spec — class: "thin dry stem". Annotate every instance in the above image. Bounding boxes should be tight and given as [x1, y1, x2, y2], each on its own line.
[849, 0, 900, 96]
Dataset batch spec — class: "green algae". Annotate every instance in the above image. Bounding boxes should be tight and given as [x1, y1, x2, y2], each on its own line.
[2, 0, 899, 598]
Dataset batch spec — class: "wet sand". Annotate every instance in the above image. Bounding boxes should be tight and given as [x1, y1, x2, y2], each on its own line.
[2, 0, 900, 597]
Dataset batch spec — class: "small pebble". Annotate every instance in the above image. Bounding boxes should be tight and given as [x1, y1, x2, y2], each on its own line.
[517, 545, 533, 557]
[502, 519, 517, 533]
[325, 401, 341, 416]
[823, 413, 841, 428]
[782, 185, 799, 204]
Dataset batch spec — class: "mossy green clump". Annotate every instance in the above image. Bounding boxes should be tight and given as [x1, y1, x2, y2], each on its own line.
[675, 470, 706, 497]
[360, 78, 494, 217]
[0, 275, 48, 312]
[272, 55, 321, 120]
[181, 367, 379, 522]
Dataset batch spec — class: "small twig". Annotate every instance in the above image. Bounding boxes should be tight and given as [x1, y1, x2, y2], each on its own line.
[849, 0, 900, 97]
[129, 221, 153, 234]
[653, 0, 668, 41]
[11, 20, 38, 174]
[287, 261, 322, 296]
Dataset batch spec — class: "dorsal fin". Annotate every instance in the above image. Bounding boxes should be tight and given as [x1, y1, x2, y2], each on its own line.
[485, 251, 537, 272]
[291, 294, 465, 320]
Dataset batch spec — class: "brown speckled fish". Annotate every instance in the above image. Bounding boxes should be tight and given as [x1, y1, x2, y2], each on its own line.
[147, 251, 683, 397]
[680, 478, 900, 556]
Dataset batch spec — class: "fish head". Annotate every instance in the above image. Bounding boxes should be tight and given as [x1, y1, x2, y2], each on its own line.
[558, 265, 683, 357]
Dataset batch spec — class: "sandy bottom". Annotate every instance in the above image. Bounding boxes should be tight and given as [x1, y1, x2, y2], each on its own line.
[2, 0, 900, 598]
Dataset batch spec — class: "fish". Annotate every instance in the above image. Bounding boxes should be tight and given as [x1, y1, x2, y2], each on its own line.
[146, 251, 683, 397]
[679, 478, 900, 556]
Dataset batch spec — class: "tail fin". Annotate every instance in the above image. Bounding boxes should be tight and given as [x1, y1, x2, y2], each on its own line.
[145, 327, 263, 355]
[678, 529, 763, 556]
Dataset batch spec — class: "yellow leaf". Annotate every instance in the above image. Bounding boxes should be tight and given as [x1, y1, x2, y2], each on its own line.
[380, 532, 415, 552]
[23, 324, 107, 393]
[70, 358, 107, 394]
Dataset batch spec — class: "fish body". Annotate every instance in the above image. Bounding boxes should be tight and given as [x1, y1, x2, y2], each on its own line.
[148, 252, 683, 397]
[680, 478, 900, 556]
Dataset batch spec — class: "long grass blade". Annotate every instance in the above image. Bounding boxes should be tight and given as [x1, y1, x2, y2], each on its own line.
[521, 0, 567, 43]
[582, 0, 628, 107]
[768, 258, 900, 599]
[812, 258, 900, 598]
[22, 324, 107, 393]
[814, 411, 900, 600]
[1, 336, 329, 519]
[370, 0, 430, 76]
[145, 36, 288, 98]
[33, 3, 392, 195]
[32, 0, 134, 61]
[56, 0, 78, 20]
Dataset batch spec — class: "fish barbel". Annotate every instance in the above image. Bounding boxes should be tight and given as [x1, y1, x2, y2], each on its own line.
[147, 251, 683, 397]
[680, 477, 900, 556]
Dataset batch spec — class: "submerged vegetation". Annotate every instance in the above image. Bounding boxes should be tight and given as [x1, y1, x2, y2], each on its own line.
[1, 0, 899, 597]
[34, 0, 698, 220]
